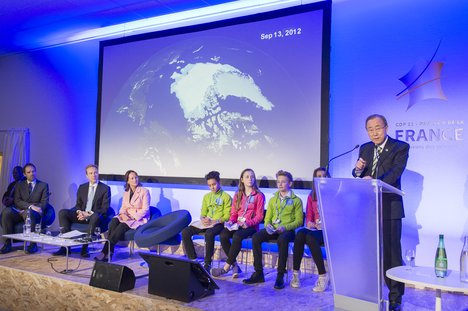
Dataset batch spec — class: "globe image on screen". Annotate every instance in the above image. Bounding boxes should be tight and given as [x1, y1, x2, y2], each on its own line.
[105, 39, 286, 174]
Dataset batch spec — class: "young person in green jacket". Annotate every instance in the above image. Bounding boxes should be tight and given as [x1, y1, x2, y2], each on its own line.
[181, 171, 232, 272]
[243, 170, 303, 289]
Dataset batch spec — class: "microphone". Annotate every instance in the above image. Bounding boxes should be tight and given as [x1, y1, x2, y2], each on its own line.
[325, 144, 360, 176]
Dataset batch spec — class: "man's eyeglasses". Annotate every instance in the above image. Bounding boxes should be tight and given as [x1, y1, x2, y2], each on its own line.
[366, 126, 387, 134]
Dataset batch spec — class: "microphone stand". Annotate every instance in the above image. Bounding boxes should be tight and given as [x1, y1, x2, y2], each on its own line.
[325, 144, 360, 176]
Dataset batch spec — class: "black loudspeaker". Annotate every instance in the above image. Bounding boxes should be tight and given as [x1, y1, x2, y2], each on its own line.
[140, 253, 219, 302]
[89, 261, 136, 292]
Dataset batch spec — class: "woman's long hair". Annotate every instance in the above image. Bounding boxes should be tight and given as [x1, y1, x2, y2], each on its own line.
[124, 170, 142, 192]
[236, 168, 259, 211]
[311, 167, 330, 201]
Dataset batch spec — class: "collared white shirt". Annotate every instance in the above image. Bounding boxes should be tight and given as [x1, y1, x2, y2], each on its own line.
[279, 191, 292, 202]
[86, 181, 99, 214]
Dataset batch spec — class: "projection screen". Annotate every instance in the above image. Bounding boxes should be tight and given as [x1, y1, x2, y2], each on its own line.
[97, 2, 331, 186]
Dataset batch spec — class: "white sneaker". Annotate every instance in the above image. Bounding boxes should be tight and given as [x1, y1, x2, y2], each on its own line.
[232, 264, 242, 278]
[290, 271, 301, 288]
[313, 273, 329, 292]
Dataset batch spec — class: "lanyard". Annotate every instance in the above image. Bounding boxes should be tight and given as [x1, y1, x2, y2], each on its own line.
[274, 194, 291, 223]
[210, 191, 223, 218]
[240, 193, 253, 218]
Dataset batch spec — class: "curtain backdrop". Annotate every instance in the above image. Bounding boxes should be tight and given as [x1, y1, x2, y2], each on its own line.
[0, 128, 30, 206]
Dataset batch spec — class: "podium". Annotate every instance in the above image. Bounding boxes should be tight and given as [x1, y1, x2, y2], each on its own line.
[314, 178, 404, 311]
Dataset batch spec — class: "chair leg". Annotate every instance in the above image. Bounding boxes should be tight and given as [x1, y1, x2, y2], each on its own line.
[129, 240, 134, 256]
[242, 249, 249, 273]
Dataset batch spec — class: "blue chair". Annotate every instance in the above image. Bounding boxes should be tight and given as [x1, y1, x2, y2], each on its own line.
[0, 204, 56, 233]
[70, 207, 116, 233]
[123, 206, 161, 255]
[134, 209, 191, 253]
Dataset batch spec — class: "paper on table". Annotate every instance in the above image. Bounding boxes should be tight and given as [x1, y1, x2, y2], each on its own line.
[60, 230, 86, 239]
[265, 224, 277, 235]
[224, 222, 239, 231]
[190, 219, 215, 230]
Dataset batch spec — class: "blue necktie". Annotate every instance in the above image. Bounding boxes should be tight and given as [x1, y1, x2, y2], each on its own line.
[28, 182, 33, 194]
[85, 185, 95, 212]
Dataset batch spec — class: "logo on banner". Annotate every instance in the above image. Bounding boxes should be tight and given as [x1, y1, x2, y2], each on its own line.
[396, 41, 447, 111]
[393, 41, 464, 146]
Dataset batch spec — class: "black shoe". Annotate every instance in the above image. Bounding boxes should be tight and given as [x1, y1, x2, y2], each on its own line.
[243, 271, 265, 284]
[204, 263, 212, 274]
[52, 247, 69, 256]
[0, 243, 12, 254]
[94, 252, 108, 262]
[80, 245, 90, 258]
[389, 301, 402, 311]
[274, 273, 285, 289]
[26, 243, 38, 254]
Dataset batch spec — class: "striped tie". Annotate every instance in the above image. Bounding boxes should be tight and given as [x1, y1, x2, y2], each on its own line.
[371, 145, 382, 178]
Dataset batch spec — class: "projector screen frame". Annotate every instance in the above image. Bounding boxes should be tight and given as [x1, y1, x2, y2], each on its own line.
[95, 1, 331, 189]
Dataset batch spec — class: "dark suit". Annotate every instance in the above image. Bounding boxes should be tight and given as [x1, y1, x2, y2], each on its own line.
[58, 181, 111, 235]
[2, 179, 49, 236]
[353, 136, 409, 304]
[2, 179, 22, 208]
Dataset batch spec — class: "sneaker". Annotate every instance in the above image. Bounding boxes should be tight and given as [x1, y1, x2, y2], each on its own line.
[274, 273, 285, 289]
[94, 252, 108, 262]
[232, 264, 242, 278]
[243, 271, 265, 284]
[291, 271, 301, 288]
[211, 267, 229, 277]
[313, 273, 329, 292]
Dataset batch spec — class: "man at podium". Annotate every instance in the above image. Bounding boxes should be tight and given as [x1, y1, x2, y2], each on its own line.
[352, 114, 410, 311]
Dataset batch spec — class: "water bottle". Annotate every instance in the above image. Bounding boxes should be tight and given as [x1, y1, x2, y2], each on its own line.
[25, 209, 31, 235]
[460, 236, 468, 283]
[434, 234, 448, 278]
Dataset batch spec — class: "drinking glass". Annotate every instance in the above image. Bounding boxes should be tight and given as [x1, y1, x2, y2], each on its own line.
[45, 225, 52, 240]
[58, 226, 64, 238]
[23, 224, 30, 237]
[94, 227, 101, 240]
[35, 224, 41, 235]
[405, 249, 416, 271]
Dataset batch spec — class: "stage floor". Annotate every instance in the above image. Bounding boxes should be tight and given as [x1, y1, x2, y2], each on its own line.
[0, 243, 466, 311]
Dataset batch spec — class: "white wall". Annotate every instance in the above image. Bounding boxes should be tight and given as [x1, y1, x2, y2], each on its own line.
[0, 42, 100, 211]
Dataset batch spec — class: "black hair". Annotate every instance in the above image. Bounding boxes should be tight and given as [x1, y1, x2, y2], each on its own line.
[205, 171, 220, 182]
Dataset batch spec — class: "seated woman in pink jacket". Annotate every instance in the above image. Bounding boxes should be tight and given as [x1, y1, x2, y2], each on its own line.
[95, 170, 150, 261]
[290, 167, 329, 292]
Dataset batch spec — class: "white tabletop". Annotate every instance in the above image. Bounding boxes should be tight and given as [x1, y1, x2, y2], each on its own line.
[386, 266, 468, 293]
[2, 233, 105, 247]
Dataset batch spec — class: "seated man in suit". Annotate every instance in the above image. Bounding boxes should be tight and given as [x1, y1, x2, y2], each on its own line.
[1, 163, 50, 254]
[53, 164, 111, 258]
[2, 166, 24, 208]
